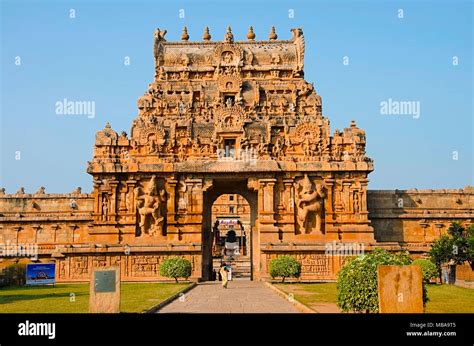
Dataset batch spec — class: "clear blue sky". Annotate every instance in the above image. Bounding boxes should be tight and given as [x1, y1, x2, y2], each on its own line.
[1, 0, 472, 193]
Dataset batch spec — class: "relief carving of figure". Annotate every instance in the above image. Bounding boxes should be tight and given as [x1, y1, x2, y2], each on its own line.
[272, 136, 285, 160]
[303, 137, 317, 159]
[101, 194, 109, 221]
[148, 139, 158, 154]
[178, 141, 187, 161]
[178, 180, 187, 211]
[295, 174, 326, 234]
[135, 175, 166, 236]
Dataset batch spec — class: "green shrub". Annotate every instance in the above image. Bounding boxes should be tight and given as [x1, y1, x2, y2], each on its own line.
[269, 255, 301, 282]
[413, 258, 438, 283]
[0, 263, 27, 287]
[159, 257, 192, 282]
[336, 248, 427, 313]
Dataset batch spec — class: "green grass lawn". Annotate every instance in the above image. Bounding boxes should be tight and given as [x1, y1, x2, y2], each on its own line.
[425, 284, 474, 313]
[274, 282, 474, 313]
[0, 282, 190, 313]
[274, 282, 337, 305]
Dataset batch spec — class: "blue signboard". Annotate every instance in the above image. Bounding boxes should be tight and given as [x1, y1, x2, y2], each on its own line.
[26, 263, 56, 285]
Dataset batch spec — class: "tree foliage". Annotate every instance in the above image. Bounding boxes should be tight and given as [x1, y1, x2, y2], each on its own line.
[0, 263, 26, 287]
[269, 255, 301, 282]
[429, 222, 474, 281]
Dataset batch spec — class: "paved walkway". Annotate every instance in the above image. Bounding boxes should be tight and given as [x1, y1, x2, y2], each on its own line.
[158, 280, 299, 313]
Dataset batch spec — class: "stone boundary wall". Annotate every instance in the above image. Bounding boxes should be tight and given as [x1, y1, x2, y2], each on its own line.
[367, 187, 473, 247]
[1, 187, 473, 281]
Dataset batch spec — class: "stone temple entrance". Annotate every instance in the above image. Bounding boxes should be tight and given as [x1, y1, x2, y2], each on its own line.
[202, 179, 257, 281]
[80, 26, 377, 282]
[1, 26, 472, 285]
[46, 26, 378, 282]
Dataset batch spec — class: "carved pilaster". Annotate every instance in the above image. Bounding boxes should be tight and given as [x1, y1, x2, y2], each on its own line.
[165, 178, 178, 226]
[126, 180, 137, 221]
[108, 180, 119, 222]
[324, 178, 335, 221]
[283, 178, 294, 213]
[258, 178, 277, 225]
[359, 178, 369, 222]
[93, 179, 101, 222]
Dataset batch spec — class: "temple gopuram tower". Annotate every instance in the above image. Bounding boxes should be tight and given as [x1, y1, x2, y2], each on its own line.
[86, 26, 375, 281]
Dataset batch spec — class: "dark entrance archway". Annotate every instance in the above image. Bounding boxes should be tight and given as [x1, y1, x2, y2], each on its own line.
[202, 178, 257, 281]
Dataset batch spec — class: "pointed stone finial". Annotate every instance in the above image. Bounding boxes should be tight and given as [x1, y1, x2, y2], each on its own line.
[247, 26, 256, 40]
[181, 26, 189, 41]
[350, 120, 357, 128]
[202, 26, 211, 41]
[105, 122, 111, 129]
[269, 26, 277, 40]
[224, 25, 234, 42]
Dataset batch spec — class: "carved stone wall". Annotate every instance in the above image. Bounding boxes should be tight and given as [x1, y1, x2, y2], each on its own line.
[55, 253, 201, 282]
[367, 187, 474, 252]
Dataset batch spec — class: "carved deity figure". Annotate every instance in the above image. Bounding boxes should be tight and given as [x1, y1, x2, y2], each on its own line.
[272, 136, 284, 159]
[239, 134, 249, 150]
[101, 195, 109, 221]
[148, 139, 158, 154]
[303, 137, 316, 159]
[178, 180, 187, 211]
[178, 142, 187, 161]
[135, 175, 166, 236]
[295, 175, 326, 234]
[222, 51, 233, 64]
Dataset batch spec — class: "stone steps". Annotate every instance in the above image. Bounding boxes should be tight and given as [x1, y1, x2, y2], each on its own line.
[213, 257, 252, 280]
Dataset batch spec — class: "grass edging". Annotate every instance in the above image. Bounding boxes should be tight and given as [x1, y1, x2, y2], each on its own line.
[264, 282, 315, 314]
[145, 282, 197, 313]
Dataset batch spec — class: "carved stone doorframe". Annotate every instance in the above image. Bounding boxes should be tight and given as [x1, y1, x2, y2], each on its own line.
[201, 177, 257, 281]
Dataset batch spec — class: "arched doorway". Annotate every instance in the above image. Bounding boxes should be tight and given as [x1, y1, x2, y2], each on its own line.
[202, 179, 257, 281]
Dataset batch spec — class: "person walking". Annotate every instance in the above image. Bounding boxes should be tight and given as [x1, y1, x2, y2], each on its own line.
[219, 264, 229, 289]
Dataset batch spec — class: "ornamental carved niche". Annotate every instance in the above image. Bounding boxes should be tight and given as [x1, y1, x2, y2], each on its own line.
[134, 175, 166, 236]
[295, 174, 327, 234]
[140, 125, 166, 148]
[217, 74, 242, 93]
[214, 105, 247, 132]
[213, 43, 243, 67]
[294, 122, 320, 144]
